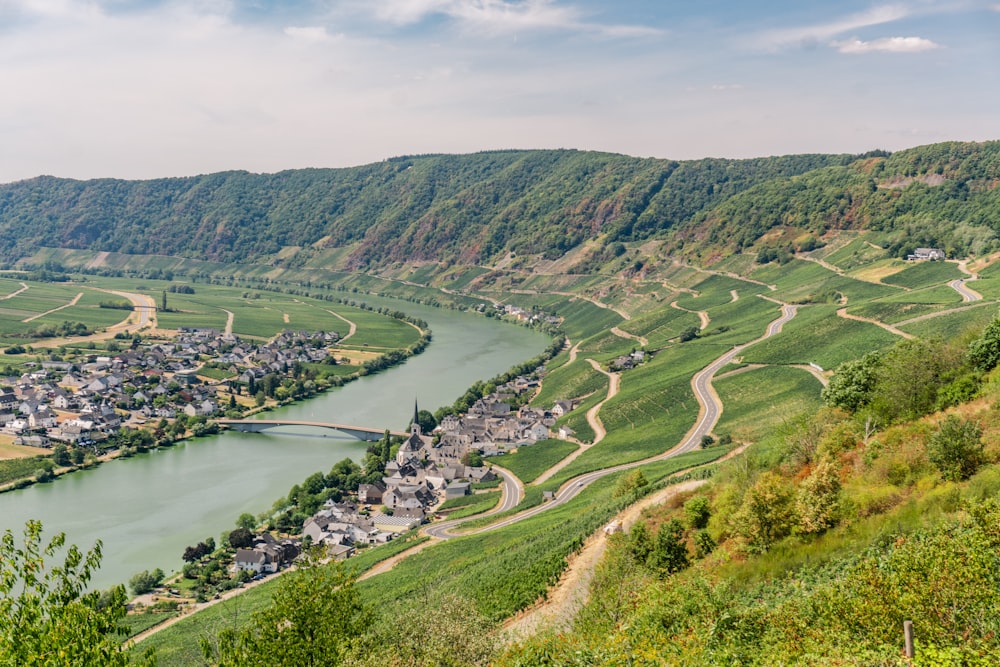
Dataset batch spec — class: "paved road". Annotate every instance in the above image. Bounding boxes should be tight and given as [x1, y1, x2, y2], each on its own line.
[949, 278, 983, 303]
[424, 466, 523, 538]
[431, 302, 798, 539]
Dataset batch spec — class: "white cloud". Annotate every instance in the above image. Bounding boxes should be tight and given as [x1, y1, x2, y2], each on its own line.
[833, 36, 941, 53]
[367, 0, 661, 37]
[754, 4, 911, 50]
[284, 25, 334, 43]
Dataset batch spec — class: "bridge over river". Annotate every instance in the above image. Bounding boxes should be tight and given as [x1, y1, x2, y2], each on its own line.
[217, 419, 409, 442]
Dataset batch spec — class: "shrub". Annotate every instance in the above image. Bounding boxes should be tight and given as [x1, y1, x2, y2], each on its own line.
[927, 416, 984, 482]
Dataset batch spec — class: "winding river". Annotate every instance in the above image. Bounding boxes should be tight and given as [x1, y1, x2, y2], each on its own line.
[0, 297, 549, 591]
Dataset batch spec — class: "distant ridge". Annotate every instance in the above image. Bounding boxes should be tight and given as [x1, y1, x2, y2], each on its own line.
[0, 141, 997, 271]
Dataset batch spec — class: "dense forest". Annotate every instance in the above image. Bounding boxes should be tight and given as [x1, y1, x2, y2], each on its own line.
[1, 141, 999, 271]
[0, 149, 857, 268]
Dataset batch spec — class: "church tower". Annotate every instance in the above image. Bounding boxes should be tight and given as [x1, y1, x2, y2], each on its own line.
[411, 399, 421, 436]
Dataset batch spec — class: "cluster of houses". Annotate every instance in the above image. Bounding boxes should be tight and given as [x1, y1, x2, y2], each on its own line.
[906, 247, 946, 261]
[297, 376, 580, 556]
[233, 533, 301, 574]
[610, 349, 647, 372]
[495, 304, 562, 327]
[2, 327, 340, 448]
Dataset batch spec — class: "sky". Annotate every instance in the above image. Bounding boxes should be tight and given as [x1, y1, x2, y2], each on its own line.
[0, 0, 998, 182]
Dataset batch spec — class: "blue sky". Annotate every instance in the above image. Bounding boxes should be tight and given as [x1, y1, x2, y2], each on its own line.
[0, 0, 997, 182]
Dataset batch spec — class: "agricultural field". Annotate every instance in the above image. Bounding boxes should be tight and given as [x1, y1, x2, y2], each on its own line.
[880, 260, 963, 290]
[741, 305, 901, 370]
[437, 491, 502, 520]
[847, 285, 962, 324]
[360, 450, 728, 620]
[489, 440, 579, 484]
[713, 366, 824, 441]
[815, 235, 888, 270]
[575, 329, 636, 359]
[532, 359, 607, 408]
[618, 304, 701, 349]
[675, 274, 749, 310]
[898, 303, 999, 340]
[0, 281, 119, 343]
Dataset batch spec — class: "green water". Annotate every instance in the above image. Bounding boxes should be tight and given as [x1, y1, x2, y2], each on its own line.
[0, 298, 548, 590]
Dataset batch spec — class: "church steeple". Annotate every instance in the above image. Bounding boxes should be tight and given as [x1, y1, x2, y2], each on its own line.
[411, 399, 421, 436]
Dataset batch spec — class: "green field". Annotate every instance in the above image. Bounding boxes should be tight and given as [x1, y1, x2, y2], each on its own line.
[532, 358, 607, 408]
[437, 491, 502, 519]
[489, 440, 579, 484]
[713, 365, 824, 441]
[848, 285, 962, 324]
[741, 304, 900, 370]
[898, 302, 1000, 339]
[880, 260, 962, 289]
[819, 236, 888, 270]
[617, 304, 701, 349]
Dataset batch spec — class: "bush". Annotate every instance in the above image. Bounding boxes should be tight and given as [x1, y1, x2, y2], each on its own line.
[129, 568, 165, 596]
[927, 416, 984, 482]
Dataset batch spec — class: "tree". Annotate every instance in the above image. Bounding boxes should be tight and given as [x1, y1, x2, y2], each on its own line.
[732, 472, 797, 553]
[161, 290, 167, 312]
[236, 512, 256, 531]
[228, 528, 254, 550]
[796, 455, 841, 535]
[927, 416, 984, 482]
[129, 568, 165, 596]
[0, 520, 153, 666]
[648, 519, 689, 576]
[202, 560, 368, 666]
[684, 496, 711, 530]
[967, 317, 1000, 372]
[614, 469, 649, 498]
[822, 352, 881, 412]
[627, 522, 654, 564]
[53, 444, 71, 467]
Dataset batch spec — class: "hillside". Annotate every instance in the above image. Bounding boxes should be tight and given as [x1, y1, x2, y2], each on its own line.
[3, 140, 1000, 666]
[0, 149, 869, 268]
[3, 143, 1000, 278]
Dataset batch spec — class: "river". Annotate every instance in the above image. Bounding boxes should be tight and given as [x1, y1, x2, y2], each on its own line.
[0, 297, 549, 591]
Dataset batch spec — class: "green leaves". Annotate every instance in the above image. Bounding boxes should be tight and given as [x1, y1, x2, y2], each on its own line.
[0, 520, 145, 667]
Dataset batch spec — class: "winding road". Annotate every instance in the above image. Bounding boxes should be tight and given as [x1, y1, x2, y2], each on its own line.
[949, 278, 982, 303]
[426, 301, 799, 539]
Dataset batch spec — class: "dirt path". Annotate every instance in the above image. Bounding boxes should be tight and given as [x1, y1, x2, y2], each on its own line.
[358, 539, 438, 581]
[610, 326, 648, 348]
[505, 444, 750, 640]
[798, 253, 844, 275]
[22, 292, 83, 322]
[730, 290, 739, 303]
[671, 300, 710, 330]
[894, 299, 997, 328]
[534, 360, 619, 485]
[326, 310, 358, 343]
[0, 282, 28, 300]
[222, 309, 234, 336]
[567, 341, 580, 364]
[836, 307, 914, 340]
[26, 288, 157, 348]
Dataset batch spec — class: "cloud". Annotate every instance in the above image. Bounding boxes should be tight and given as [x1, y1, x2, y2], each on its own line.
[367, 0, 661, 37]
[754, 4, 911, 50]
[284, 25, 334, 43]
[833, 36, 941, 53]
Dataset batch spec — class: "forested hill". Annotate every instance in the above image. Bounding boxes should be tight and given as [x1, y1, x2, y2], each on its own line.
[1, 141, 998, 270]
[0, 150, 849, 267]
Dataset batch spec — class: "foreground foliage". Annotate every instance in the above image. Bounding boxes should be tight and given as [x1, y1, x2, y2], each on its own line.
[0, 521, 152, 667]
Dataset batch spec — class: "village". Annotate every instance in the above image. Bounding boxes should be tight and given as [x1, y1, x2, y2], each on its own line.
[0, 317, 579, 580]
[1, 327, 339, 450]
[236, 377, 578, 572]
